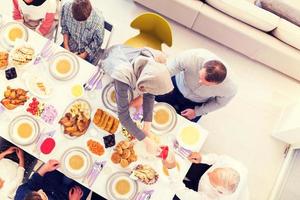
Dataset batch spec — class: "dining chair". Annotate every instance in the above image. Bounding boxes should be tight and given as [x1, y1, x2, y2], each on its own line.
[124, 12, 173, 50]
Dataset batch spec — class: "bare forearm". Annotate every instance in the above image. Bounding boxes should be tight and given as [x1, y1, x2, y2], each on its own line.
[63, 34, 70, 50]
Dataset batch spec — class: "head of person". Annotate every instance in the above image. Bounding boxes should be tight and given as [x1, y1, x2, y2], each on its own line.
[135, 57, 173, 95]
[24, 190, 47, 200]
[72, 0, 92, 21]
[199, 60, 227, 86]
[207, 167, 240, 195]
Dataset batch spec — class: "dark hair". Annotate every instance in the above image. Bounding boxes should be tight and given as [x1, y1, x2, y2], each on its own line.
[203, 60, 227, 84]
[24, 191, 42, 200]
[23, 0, 46, 6]
[72, 0, 92, 21]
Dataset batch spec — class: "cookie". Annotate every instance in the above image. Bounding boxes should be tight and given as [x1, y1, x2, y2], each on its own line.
[111, 152, 121, 164]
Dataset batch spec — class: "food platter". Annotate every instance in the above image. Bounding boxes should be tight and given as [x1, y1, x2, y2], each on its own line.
[106, 171, 138, 200]
[92, 108, 120, 134]
[9, 41, 35, 68]
[101, 82, 133, 113]
[48, 51, 79, 81]
[8, 115, 40, 146]
[151, 102, 177, 135]
[60, 147, 92, 179]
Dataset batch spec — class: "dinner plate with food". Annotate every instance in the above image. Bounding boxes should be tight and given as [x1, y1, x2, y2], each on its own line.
[151, 102, 177, 135]
[49, 51, 79, 81]
[8, 115, 40, 146]
[111, 141, 137, 168]
[1, 86, 29, 110]
[0, 22, 28, 49]
[176, 125, 207, 151]
[60, 147, 92, 179]
[23, 72, 54, 99]
[101, 83, 133, 113]
[131, 164, 159, 185]
[86, 138, 105, 157]
[59, 99, 91, 139]
[92, 108, 120, 135]
[0, 51, 9, 70]
[9, 43, 35, 68]
[106, 171, 138, 200]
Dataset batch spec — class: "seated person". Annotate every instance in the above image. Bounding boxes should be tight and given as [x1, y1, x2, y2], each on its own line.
[12, 0, 58, 38]
[156, 49, 237, 122]
[15, 159, 90, 200]
[61, 0, 105, 64]
[163, 152, 249, 200]
[0, 147, 25, 199]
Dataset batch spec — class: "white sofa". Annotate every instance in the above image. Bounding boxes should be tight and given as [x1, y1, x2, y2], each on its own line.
[134, 0, 300, 81]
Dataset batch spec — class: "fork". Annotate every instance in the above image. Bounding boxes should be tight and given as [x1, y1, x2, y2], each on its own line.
[84, 68, 104, 91]
[173, 140, 192, 159]
[34, 40, 55, 65]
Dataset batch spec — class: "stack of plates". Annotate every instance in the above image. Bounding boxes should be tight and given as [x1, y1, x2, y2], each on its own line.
[102, 83, 133, 113]
[0, 22, 28, 50]
[49, 51, 79, 81]
[151, 103, 177, 135]
[8, 115, 40, 146]
[106, 171, 138, 200]
[60, 147, 92, 179]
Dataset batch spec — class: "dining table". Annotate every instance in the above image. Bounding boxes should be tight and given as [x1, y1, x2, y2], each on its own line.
[0, 15, 208, 200]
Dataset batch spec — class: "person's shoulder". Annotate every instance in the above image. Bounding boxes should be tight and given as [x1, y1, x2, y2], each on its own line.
[62, 1, 72, 10]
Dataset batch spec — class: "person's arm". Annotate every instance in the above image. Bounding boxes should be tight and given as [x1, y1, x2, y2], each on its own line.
[194, 94, 235, 116]
[7, 166, 25, 198]
[85, 20, 104, 59]
[61, 5, 70, 50]
[114, 80, 146, 141]
[36, 13, 55, 36]
[142, 93, 155, 122]
[12, 0, 22, 20]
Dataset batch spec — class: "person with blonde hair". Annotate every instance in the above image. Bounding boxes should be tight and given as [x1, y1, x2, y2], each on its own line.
[163, 152, 249, 200]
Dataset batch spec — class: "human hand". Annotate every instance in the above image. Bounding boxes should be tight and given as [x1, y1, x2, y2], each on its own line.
[188, 152, 202, 164]
[68, 186, 83, 200]
[16, 148, 25, 167]
[38, 159, 60, 176]
[144, 137, 161, 155]
[79, 52, 88, 59]
[130, 95, 143, 110]
[162, 151, 176, 169]
[181, 108, 196, 120]
[4, 147, 17, 156]
[154, 52, 167, 64]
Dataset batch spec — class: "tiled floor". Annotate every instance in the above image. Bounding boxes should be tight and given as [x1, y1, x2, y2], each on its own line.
[2, 0, 300, 199]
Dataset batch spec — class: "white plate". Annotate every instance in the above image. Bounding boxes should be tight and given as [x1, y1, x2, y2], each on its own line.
[102, 82, 133, 113]
[60, 99, 92, 139]
[106, 171, 138, 200]
[0, 22, 28, 50]
[8, 115, 40, 146]
[151, 102, 177, 135]
[60, 147, 92, 179]
[91, 107, 120, 135]
[176, 125, 203, 150]
[9, 40, 36, 68]
[49, 51, 79, 81]
[23, 72, 54, 99]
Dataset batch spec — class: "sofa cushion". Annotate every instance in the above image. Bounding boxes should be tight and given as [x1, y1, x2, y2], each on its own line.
[272, 18, 300, 50]
[258, 0, 300, 27]
[134, 0, 203, 28]
[206, 0, 280, 32]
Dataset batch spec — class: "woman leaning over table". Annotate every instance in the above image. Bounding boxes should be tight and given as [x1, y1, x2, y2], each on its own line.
[61, 0, 104, 64]
[102, 44, 174, 154]
[12, 0, 58, 38]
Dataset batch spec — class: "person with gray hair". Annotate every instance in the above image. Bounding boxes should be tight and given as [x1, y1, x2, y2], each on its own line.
[163, 152, 249, 200]
[102, 44, 173, 155]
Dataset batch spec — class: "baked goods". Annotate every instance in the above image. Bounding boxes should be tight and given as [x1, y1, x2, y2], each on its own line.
[87, 139, 105, 156]
[0, 52, 8, 69]
[1, 86, 29, 110]
[59, 100, 91, 137]
[11, 46, 34, 66]
[111, 141, 137, 168]
[132, 165, 159, 185]
[93, 108, 119, 134]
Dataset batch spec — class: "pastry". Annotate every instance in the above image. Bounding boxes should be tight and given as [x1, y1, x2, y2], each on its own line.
[111, 152, 121, 164]
[111, 140, 137, 168]
[92, 108, 119, 134]
[120, 159, 129, 168]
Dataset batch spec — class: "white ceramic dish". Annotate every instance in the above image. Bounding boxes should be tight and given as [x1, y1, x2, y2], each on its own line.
[106, 171, 138, 200]
[9, 40, 36, 68]
[176, 125, 203, 151]
[151, 102, 177, 135]
[0, 22, 28, 50]
[48, 51, 79, 81]
[60, 147, 92, 179]
[8, 115, 40, 146]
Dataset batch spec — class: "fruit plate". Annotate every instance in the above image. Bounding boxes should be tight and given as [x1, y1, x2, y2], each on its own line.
[8, 115, 40, 146]
[60, 147, 92, 179]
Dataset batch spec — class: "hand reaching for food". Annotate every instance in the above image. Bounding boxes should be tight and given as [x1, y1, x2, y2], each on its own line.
[38, 159, 60, 176]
